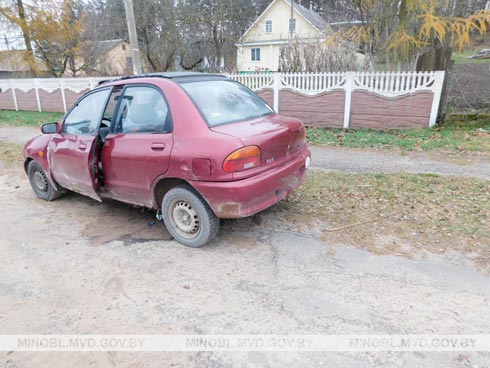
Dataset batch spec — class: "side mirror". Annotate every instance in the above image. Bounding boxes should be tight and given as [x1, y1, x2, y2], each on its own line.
[99, 127, 110, 143]
[41, 122, 58, 134]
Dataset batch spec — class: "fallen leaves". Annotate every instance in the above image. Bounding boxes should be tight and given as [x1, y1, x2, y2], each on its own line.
[268, 170, 490, 264]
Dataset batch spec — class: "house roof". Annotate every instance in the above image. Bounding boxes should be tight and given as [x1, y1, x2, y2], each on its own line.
[239, 0, 329, 43]
[92, 39, 127, 55]
[284, 0, 328, 32]
[329, 20, 364, 31]
[0, 50, 47, 72]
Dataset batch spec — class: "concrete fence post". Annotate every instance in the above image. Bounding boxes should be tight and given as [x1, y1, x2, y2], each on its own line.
[34, 80, 42, 112]
[273, 72, 280, 113]
[343, 72, 354, 129]
[10, 80, 18, 112]
[60, 79, 67, 113]
[428, 71, 445, 128]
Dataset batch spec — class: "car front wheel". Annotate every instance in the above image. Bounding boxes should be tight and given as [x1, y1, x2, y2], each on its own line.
[162, 185, 219, 248]
[27, 160, 63, 201]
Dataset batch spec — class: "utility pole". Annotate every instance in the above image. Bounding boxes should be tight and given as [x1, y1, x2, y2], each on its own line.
[289, 0, 294, 61]
[124, 0, 143, 75]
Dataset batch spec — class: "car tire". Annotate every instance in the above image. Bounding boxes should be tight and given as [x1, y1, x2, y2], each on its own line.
[162, 185, 219, 248]
[27, 160, 63, 201]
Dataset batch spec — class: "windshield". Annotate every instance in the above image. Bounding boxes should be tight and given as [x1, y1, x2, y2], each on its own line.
[180, 80, 273, 126]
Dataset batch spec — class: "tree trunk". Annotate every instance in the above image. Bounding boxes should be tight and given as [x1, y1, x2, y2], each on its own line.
[16, 0, 37, 76]
[212, 23, 222, 73]
[36, 45, 57, 77]
[68, 57, 77, 77]
[399, 0, 407, 30]
[142, 29, 157, 72]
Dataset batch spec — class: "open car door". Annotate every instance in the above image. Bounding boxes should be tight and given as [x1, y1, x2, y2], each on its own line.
[48, 88, 112, 201]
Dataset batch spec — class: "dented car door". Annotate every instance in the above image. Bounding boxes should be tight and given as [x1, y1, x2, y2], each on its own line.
[48, 88, 112, 201]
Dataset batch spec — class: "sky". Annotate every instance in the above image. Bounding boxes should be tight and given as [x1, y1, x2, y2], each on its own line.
[0, 28, 25, 51]
[0, 10, 25, 51]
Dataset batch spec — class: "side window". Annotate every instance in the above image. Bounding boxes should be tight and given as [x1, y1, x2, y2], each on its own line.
[62, 89, 111, 135]
[102, 86, 123, 125]
[115, 86, 171, 134]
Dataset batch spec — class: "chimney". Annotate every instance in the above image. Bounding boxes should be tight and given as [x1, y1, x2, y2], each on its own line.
[309, 1, 313, 10]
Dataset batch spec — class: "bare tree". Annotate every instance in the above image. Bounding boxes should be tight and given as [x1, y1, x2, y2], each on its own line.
[178, 0, 257, 72]
[134, 0, 181, 72]
[279, 36, 371, 72]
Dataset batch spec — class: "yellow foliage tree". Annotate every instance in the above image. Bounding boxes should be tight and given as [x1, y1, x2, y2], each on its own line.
[333, 0, 490, 65]
[0, 0, 38, 75]
[0, 0, 88, 77]
[28, 0, 87, 76]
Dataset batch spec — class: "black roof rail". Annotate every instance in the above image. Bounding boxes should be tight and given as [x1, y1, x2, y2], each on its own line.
[97, 72, 227, 86]
[97, 78, 117, 86]
[97, 75, 127, 86]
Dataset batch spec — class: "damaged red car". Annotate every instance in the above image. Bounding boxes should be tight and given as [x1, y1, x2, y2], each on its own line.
[23, 73, 311, 247]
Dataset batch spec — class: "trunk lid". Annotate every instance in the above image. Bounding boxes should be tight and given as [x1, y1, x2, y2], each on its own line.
[211, 113, 306, 170]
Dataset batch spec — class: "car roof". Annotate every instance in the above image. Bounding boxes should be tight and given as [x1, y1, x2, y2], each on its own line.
[99, 72, 229, 86]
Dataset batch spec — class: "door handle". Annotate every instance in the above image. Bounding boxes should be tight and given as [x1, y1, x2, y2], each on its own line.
[79, 143, 87, 150]
[151, 143, 165, 151]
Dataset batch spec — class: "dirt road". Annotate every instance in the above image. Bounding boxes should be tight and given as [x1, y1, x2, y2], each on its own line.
[309, 145, 490, 180]
[1, 126, 490, 367]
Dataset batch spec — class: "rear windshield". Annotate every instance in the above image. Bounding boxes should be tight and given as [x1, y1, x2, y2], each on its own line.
[180, 80, 273, 126]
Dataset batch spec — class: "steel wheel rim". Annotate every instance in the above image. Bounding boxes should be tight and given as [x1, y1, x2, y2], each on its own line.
[169, 199, 201, 239]
[33, 169, 48, 193]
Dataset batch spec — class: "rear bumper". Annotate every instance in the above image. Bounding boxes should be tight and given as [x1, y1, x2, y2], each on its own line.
[192, 149, 311, 218]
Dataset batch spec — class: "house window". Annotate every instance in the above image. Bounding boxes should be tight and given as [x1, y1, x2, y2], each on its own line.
[251, 48, 261, 62]
[289, 18, 296, 32]
[265, 20, 272, 33]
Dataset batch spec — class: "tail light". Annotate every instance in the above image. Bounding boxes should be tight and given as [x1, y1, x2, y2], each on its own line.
[223, 146, 261, 173]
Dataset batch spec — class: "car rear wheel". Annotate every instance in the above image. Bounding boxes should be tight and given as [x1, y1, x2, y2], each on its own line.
[27, 161, 62, 201]
[162, 185, 219, 248]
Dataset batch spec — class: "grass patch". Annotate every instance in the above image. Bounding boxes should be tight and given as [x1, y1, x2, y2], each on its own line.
[269, 170, 490, 263]
[307, 115, 490, 153]
[0, 110, 64, 127]
[0, 142, 23, 167]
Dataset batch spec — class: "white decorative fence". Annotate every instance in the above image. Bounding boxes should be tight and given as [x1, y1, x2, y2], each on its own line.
[0, 77, 110, 114]
[0, 71, 445, 129]
[228, 71, 445, 128]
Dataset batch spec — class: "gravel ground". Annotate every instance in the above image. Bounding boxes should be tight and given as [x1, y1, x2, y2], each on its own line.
[309, 146, 490, 180]
[1, 125, 489, 367]
[0, 126, 39, 145]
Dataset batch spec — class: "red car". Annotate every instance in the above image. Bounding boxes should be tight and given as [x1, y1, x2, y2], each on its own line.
[24, 72, 311, 247]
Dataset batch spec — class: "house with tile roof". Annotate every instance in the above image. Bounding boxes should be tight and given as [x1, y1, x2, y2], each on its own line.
[0, 50, 49, 78]
[70, 39, 132, 77]
[236, 0, 331, 72]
